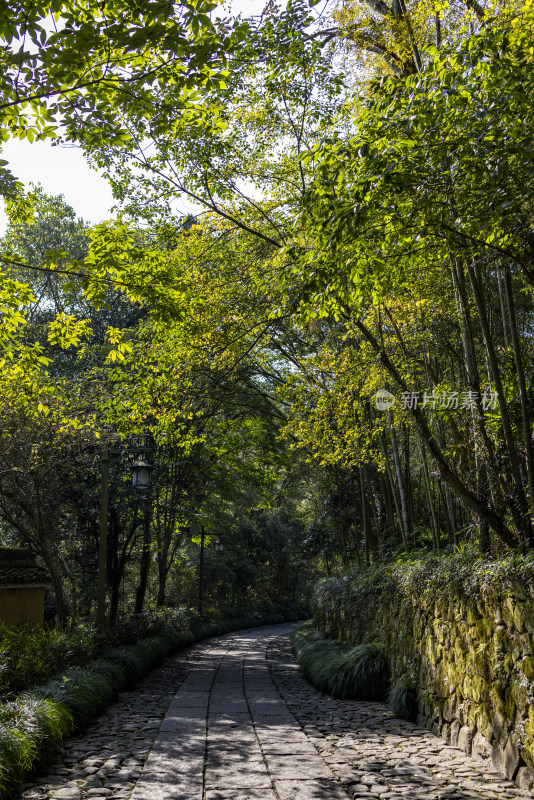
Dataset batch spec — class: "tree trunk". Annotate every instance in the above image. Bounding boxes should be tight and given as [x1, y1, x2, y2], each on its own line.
[496, 266, 510, 349]
[108, 506, 121, 624]
[420, 439, 440, 550]
[354, 316, 517, 547]
[390, 419, 410, 548]
[468, 260, 533, 543]
[359, 466, 370, 564]
[503, 266, 534, 522]
[403, 425, 413, 539]
[451, 259, 504, 512]
[41, 550, 68, 627]
[156, 556, 168, 607]
[378, 431, 404, 547]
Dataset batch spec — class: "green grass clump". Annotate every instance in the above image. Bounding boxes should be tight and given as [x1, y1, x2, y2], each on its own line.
[0, 696, 73, 797]
[35, 662, 125, 728]
[388, 674, 418, 721]
[293, 623, 389, 701]
[334, 642, 390, 700]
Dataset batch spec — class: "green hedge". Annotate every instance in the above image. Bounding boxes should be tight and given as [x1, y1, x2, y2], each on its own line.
[0, 608, 303, 799]
[0, 605, 308, 700]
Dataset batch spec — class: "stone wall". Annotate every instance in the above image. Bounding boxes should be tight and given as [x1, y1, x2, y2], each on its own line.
[313, 581, 534, 792]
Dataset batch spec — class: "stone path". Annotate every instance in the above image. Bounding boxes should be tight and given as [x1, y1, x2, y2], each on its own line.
[20, 624, 533, 800]
[20, 639, 207, 800]
[268, 635, 533, 800]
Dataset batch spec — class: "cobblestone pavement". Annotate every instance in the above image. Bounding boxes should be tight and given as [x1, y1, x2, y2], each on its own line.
[20, 638, 210, 800]
[268, 635, 533, 800]
[20, 624, 533, 800]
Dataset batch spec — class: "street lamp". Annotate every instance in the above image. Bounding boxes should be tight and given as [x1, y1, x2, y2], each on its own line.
[132, 460, 154, 491]
[132, 458, 154, 614]
[198, 524, 205, 613]
[214, 538, 224, 553]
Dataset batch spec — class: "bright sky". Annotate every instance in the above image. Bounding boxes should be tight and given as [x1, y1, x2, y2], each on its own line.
[0, 0, 292, 234]
[0, 139, 116, 231]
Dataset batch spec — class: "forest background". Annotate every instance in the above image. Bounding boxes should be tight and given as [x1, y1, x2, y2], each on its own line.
[1, 0, 534, 630]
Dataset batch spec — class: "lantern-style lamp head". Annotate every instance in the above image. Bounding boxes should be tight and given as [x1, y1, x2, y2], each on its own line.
[214, 538, 224, 553]
[132, 460, 154, 491]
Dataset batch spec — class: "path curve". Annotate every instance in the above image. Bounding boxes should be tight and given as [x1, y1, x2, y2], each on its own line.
[22, 624, 531, 800]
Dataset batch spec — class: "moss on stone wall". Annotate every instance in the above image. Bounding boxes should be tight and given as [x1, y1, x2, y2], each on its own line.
[312, 551, 534, 792]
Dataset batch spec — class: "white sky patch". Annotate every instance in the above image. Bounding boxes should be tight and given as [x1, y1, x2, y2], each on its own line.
[0, 138, 116, 232]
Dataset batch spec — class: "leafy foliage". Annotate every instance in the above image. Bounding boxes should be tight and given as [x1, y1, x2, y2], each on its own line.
[388, 673, 418, 721]
[292, 622, 389, 700]
[0, 0, 242, 192]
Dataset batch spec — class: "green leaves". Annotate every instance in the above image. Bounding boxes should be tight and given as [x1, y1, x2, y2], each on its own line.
[293, 7, 534, 321]
[0, 0, 247, 195]
[104, 326, 133, 363]
[47, 313, 93, 349]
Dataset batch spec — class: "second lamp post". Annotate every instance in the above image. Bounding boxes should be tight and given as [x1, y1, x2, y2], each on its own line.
[96, 447, 154, 631]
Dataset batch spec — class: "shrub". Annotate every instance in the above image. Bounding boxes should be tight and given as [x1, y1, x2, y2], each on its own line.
[105, 607, 194, 646]
[0, 696, 73, 797]
[388, 674, 418, 721]
[292, 623, 389, 701]
[0, 608, 198, 699]
[0, 624, 96, 698]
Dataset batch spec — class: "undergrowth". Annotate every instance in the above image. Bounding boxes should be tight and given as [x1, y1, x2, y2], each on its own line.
[0, 607, 303, 799]
[292, 622, 389, 701]
[313, 546, 534, 620]
[0, 607, 195, 698]
[388, 674, 417, 721]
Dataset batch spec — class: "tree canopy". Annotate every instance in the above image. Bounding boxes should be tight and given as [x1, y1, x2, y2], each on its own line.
[1, 0, 534, 625]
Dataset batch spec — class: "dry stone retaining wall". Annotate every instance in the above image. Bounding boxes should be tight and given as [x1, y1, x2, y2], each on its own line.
[313, 579, 534, 791]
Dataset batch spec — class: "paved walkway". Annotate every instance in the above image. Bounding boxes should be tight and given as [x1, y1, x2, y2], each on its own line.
[21, 624, 532, 800]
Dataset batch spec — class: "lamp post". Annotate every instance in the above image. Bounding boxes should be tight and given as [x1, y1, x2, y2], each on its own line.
[198, 525, 205, 613]
[96, 442, 153, 632]
[198, 533, 223, 612]
[96, 447, 110, 632]
[132, 458, 154, 614]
